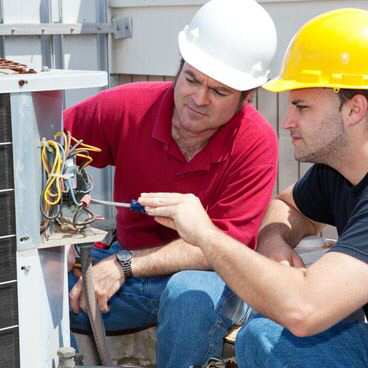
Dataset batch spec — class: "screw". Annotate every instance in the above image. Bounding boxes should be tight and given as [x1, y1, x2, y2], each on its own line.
[18, 80, 28, 87]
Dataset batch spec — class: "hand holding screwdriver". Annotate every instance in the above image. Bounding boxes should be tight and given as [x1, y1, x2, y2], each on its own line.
[90, 198, 146, 213]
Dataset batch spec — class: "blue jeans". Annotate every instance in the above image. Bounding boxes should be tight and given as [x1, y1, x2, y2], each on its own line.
[69, 243, 245, 368]
[235, 312, 368, 368]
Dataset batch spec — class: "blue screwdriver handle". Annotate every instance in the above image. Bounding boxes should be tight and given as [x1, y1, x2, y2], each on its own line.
[130, 199, 146, 213]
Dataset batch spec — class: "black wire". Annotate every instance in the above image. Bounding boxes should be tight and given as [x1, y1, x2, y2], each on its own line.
[72, 205, 96, 229]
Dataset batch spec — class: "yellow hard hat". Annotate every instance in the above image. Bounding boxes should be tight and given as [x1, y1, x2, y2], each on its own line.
[264, 8, 368, 92]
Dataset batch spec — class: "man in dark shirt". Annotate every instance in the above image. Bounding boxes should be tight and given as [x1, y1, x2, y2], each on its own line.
[138, 8, 368, 368]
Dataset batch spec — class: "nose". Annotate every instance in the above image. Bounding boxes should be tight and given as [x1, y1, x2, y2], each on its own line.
[192, 86, 210, 106]
[282, 108, 297, 130]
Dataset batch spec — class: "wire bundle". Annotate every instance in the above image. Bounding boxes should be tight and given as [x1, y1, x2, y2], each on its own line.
[40, 131, 101, 233]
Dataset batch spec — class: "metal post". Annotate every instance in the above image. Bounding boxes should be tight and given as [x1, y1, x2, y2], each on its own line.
[0, 0, 5, 57]
[52, 0, 65, 70]
[40, 0, 52, 68]
[58, 347, 76, 368]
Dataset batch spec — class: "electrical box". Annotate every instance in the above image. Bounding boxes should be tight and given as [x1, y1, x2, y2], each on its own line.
[0, 69, 107, 368]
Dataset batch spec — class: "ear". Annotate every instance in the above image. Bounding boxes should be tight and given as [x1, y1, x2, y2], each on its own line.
[342, 94, 368, 127]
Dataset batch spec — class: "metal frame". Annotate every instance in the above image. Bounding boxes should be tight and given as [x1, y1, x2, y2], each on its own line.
[7, 69, 108, 368]
[0, 0, 5, 57]
[95, 0, 115, 221]
[0, 22, 114, 35]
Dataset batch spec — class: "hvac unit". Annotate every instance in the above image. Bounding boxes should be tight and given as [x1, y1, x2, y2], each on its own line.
[0, 68, 107, 368]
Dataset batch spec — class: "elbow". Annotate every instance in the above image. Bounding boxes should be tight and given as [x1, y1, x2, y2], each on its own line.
[281, 304, 322, 337]
[287, 321, 316, 338]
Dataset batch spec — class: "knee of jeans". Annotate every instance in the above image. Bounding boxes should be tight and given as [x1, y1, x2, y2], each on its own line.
[160, 271, 216, 320]
[235, 315, 282, 363]
[70, 310, 92, 333]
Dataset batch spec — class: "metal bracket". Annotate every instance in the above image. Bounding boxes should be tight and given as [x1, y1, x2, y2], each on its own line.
[0, 23, 114, 36]
[112, 16, 133, 40]
[0, 19, 133, 39]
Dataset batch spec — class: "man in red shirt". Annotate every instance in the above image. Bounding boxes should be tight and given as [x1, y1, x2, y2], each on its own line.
[66, 0, 278, 366]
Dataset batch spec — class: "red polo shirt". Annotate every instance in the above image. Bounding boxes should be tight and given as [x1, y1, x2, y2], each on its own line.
[64, 82, 277, 250]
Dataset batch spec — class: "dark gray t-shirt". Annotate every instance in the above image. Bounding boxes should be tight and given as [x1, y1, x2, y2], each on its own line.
[293, 164, 368, 263]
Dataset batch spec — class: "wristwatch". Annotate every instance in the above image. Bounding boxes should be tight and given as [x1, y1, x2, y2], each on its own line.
[116, 249, 133, 279]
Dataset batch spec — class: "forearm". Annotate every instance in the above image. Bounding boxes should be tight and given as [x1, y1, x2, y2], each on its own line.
[200, 228, 368, 336]
[131, 238, 211, 277]
[258, 198, 320, 249]
[199, 227, 312, 332]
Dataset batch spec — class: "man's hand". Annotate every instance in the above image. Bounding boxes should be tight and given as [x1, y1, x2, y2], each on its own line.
[67, 245, 77, 271]
[138, 193, 216, 246]
[69, 254, 125, 314]
[257, 239, 305, 268]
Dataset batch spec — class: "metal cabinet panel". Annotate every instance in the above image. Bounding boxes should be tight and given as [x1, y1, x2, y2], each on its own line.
[61, 0, 98, 23]
[2, 0, 42, 23]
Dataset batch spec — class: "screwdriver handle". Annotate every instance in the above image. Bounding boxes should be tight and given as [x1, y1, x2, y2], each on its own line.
[130, 199, 146, 213]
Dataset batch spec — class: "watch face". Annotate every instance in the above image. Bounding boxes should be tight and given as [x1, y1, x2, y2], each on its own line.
[116, 249, 133, 278]
[117, 249, 132, 262]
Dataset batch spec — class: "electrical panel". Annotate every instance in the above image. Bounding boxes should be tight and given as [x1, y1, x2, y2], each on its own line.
[0, 93, 19, 368]
[0, 69, 107, 368]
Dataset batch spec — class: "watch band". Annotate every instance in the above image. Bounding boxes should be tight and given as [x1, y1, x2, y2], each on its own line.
[121, 260, 132, 279]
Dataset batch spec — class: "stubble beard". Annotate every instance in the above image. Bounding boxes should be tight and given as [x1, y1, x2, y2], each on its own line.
[296, 118, 347, 166]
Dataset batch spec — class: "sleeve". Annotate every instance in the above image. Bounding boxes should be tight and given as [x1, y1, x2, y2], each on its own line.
[292, 164, 335, 225]
[63, 89, 122, 168]
[208, 129, 278, 249]
[329, 189, 368, 263]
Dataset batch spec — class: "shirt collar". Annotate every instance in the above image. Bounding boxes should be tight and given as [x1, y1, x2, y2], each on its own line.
[152, 83, 175, 145]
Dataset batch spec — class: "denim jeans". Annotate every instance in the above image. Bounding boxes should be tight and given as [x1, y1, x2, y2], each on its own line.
[69, 242, 245, 368]
[235, 312, 368, 368]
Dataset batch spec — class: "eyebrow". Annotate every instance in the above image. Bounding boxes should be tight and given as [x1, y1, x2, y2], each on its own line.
[184, 70, 198, 81]
[291, 99, 307, 105]
[184, 69, 234, 94]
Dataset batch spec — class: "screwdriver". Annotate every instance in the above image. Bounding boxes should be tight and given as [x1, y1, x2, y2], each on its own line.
[90, 198, 146, 213]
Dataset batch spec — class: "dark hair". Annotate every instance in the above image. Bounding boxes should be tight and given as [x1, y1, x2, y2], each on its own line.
[174, 58, 254, 107]
[173, 58, 186, 86]
[338, 89, 368, 109]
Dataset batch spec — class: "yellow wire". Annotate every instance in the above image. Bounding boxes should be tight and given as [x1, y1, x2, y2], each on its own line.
[71, 136, 102, 152]
[41, 131, 102, 210]
[54, 131, 70, 156]
[76, 153, 93, 168]
[42, 140, 63, 205]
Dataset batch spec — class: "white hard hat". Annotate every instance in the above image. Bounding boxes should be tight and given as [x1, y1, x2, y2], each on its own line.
[178, 0, 277, 91]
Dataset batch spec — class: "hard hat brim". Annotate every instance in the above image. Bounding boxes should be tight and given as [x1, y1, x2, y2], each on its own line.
[263, 77, 368, 92]
[263, 78, 302, 92]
